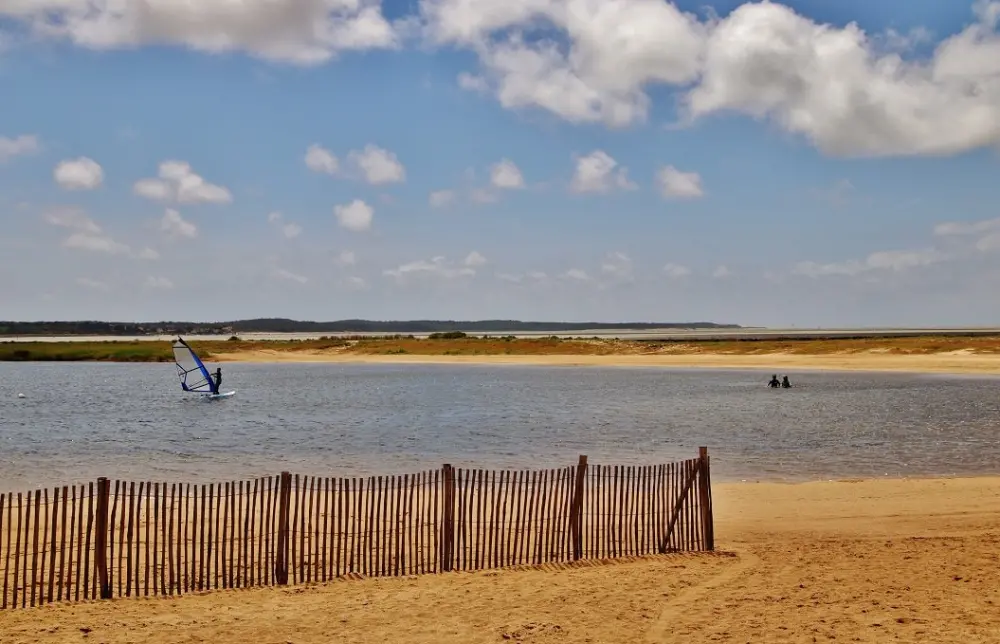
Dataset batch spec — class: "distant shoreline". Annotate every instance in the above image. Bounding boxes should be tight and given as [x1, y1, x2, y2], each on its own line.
[209, 350, 1000, 375]
[3, 334, 1000, 375]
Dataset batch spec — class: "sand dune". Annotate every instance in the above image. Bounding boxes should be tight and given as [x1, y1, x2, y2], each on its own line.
[2, 476, 998, 643]
[211, 349, 1000, 375]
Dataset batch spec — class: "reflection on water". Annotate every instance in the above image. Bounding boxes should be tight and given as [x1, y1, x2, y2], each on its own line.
[0, 362, 998, 492]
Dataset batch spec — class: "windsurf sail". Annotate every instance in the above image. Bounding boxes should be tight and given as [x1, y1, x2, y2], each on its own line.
[172, 337, 215, 393]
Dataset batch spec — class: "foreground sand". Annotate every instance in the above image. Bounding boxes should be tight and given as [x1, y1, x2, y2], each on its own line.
[2, 476, 998, 643]
[211, 348, 1000, 375]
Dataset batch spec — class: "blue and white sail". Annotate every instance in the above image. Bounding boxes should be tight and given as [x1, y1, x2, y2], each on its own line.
[172, 337, 214, 393]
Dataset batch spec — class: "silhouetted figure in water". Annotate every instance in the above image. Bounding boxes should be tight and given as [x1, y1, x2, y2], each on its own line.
[212, 367, 222, 394]
[781, 375, 791, 388]
[768, 374, 780, 388]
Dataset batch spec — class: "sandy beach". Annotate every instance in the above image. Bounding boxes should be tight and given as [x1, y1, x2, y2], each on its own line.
[1, 475, 997, 643]
[210, 348, 1000, 375]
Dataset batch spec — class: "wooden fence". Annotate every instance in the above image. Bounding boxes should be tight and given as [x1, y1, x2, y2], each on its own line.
[0, 448, 713, 609]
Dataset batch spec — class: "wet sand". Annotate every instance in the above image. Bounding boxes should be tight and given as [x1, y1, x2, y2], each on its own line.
[2, 476, 998, 643]
[210, 349, 1000, 375]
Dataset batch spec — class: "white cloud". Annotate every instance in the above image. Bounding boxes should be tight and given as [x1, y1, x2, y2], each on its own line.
[420, 0, 1000, 157]
[347, 144, 406, 184]
[53, 156, 103, 190]
[334, 199, 374, 232]
[600, 251, 633, 280]
[43, 207, 151, 258]
[712, 265, 732, 279]
[471, 187, 499, 204]
[273, 267, 308, 284]
[563, 268, 590, 281]
[490, 158, 524, 189]
[267, 211, 303, 238]
[934, 217, 1000, 237]
[663, 263, 692, 278]
[793, 249, 946, 278]
[0, 134, 39, 163]
[340, 276, 369, 290]
[306, 143, 406, 184]
[305, 144, 339, 175]
[384, 255, 478, 282]
[429, 189, 456, 207]
[160, 209, 197, 239]
[63, 232, 131, 255]
[144, 276, 174, 290]
[1, 0, 399, 66]
[281, 223, 303, 238]
[570, 151, 636, 194]
[464, 251, 487, 267]
[657, 166, 704, 199]
[420, 0, 704, 128]
[684, 1, 1000, 157]
[457, 72, 489, 93]
[134, 161, 232, 205]
[335, 250, 357, 266]
[75, 277, 109, 291]
[43, 206, 100, 234]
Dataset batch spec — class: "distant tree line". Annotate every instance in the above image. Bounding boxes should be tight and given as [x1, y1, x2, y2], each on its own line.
[0, 318, 741, 336]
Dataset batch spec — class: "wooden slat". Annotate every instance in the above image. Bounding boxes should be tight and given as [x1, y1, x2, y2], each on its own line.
[334, 478, 343, 579]
[14, 493, 23, 608]
[30, 489, 41, 607]
[0, 492, 8, 609]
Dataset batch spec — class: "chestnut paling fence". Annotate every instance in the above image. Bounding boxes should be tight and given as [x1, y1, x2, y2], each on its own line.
[0, 448, 714, 609]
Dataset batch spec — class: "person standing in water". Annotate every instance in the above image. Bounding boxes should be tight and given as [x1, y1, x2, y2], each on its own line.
[212, 367, 222, 393]
[781, 375, 791, 388]
[768, 374, 780, 388]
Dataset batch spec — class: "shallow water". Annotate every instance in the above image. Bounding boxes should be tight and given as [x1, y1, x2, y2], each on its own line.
[1, 362, 999, 492]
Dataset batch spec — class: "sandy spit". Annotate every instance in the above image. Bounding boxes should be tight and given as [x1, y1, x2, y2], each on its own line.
[1, 476, 998, 643]
[209, 349, 1000, 375]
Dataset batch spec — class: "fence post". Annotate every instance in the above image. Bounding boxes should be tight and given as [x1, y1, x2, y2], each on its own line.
[94, 477, 111, 599]
[275, 472, 292, 585]
[569, 455, 588, 560]
[698, 447, 714, 551]
[440, 464, 455, 572]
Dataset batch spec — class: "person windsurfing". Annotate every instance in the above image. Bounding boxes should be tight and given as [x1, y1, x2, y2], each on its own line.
[212, 367, 222, 394]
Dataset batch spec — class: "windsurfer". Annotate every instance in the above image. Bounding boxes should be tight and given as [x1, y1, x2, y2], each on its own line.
[212, 367, 222, 394]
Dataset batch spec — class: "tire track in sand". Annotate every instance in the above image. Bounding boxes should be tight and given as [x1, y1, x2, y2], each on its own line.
[643, 548, 762, 642]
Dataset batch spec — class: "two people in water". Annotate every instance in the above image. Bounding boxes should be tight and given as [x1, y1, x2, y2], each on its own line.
[768, 374, 791, 388]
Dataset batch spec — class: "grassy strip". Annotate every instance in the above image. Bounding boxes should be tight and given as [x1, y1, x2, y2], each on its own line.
[4, 333, 1000, 362]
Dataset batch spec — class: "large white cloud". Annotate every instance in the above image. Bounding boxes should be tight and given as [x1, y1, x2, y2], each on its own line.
[1, 0, 400, 65]
[423, 0, 1000, 157]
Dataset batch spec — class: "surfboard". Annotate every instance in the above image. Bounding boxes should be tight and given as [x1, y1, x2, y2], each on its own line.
[172, 337, 233, 400]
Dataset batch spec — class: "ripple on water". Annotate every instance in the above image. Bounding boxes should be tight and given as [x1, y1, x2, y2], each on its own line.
[0, 362, 999, 491]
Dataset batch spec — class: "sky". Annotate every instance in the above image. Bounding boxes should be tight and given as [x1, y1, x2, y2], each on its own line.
[2, 0, 1000, 327]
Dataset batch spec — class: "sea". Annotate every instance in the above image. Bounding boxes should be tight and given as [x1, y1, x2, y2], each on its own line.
[1, 362, 999, 493]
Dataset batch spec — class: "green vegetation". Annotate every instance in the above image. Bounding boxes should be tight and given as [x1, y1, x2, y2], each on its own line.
[0, 318, 739, 337]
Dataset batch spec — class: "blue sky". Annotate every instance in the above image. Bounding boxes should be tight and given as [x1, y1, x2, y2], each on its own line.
[2, 0, 1000, 326]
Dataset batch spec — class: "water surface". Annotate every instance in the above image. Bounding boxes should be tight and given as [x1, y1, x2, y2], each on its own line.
[1, 362, 998, 492]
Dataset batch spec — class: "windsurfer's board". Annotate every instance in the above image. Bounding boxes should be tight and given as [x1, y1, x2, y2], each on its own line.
[205, 390, 236, 400]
